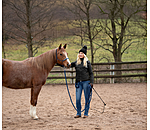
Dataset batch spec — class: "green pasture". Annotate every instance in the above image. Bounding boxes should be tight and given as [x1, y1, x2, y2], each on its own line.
[2, 36, 147, 62]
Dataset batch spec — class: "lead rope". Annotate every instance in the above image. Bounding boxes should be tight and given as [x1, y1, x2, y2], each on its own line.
[64, 69, 106, 114]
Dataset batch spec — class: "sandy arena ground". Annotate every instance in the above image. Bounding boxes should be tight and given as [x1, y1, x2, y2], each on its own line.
[2, 83, 147, 130]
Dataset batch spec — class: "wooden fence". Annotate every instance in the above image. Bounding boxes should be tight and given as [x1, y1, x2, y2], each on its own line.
[47, 61, 147, 84]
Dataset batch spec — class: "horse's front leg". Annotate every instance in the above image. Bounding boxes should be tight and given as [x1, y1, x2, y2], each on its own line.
[30, 86, 42, 120]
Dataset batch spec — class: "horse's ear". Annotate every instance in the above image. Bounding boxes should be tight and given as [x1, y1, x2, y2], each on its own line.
[63, 44, 67, 49]
[58, 44, 62, 50]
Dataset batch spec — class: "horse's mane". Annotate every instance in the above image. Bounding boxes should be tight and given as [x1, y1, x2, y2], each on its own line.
[25, 49, 56, 70]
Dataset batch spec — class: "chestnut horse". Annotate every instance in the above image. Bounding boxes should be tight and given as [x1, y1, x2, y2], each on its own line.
[2, 44, 71, 119]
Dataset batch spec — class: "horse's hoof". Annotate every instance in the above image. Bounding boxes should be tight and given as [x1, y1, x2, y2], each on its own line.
[33, 118, 39, 120]
[33, 116, 39, 120]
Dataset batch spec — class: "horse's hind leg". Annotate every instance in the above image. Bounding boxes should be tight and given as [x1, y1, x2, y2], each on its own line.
[30, 86, 42, 120]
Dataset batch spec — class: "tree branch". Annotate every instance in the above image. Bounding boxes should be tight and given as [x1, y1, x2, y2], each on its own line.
[121, 41, 138, 55]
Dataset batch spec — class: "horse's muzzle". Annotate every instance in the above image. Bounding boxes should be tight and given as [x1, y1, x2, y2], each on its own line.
[67, 63, 71, 68]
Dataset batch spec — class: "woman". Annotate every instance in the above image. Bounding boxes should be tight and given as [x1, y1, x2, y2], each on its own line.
[71, 45, 94, 118]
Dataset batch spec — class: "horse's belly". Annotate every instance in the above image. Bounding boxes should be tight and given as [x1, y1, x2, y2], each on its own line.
[2, 73, 32, 89]
[2, 79, 32, 89]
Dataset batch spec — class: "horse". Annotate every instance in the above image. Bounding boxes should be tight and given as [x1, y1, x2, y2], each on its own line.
[2, 44, 71, 120]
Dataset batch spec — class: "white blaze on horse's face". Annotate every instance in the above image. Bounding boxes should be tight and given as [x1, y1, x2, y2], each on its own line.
[63, 52, 71, 68]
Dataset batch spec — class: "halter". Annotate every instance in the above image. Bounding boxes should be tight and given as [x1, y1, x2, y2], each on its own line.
[56, 49, 69, 67]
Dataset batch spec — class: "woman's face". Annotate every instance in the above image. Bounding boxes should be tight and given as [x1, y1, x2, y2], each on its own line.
[79, 52, 84, 58]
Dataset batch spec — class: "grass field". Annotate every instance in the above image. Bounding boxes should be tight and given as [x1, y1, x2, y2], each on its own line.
[2, 36, 147, 63]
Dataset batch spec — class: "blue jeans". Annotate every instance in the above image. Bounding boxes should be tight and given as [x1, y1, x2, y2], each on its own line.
[75, 80, 92, 116]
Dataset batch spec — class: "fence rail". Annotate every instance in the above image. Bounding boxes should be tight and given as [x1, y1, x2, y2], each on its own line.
[47, 61, 147, 84]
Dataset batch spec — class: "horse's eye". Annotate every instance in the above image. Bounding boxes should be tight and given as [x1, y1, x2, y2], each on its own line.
[60, 54, 63, 56]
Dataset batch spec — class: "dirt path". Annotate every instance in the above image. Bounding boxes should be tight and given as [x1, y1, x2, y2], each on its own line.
[2, 83, 147, 130]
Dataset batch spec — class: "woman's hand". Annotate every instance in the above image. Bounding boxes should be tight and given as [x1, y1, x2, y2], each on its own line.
[90, 83, 93, 88]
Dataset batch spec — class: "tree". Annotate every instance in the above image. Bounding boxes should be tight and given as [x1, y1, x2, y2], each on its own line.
[95, 0, 146, 82]
[4, 0, 56, 57]
[2, 1, 6, 59]
[95, 0, 146, 62]
[64, 0, 102, 63]
[2, 1, 13, 59]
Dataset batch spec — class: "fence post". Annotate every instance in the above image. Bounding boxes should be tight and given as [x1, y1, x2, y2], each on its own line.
[110, 65, 114, 83]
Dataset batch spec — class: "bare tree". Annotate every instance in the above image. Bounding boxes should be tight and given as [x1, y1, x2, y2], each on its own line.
[2, 1, 13, 59]
[95, 0, 146, 82]
[2, 1, 6, 59]
[4, 0, 56, 57]
[95, 0, 146, 62]
[64, 0, 102, 63]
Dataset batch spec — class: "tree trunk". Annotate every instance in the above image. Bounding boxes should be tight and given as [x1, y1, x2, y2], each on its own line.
[89, 38, 94, 64]
[27, 41, 33, 57]
[113, 43, 122, 83]
[2, 23, 6, 59]
[2, 3, 6, 59]
[86, 4, 94, 63]
[2, 39, 6, 59]
[111, 0, 125, 83]
[26, 0, 33, 57]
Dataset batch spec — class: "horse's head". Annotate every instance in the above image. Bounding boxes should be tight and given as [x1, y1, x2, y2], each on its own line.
[56, 44, 71, 68]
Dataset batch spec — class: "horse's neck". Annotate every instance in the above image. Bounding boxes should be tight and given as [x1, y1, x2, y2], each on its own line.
[33, 49, 57, 73]
[46, 49, 56, 72]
